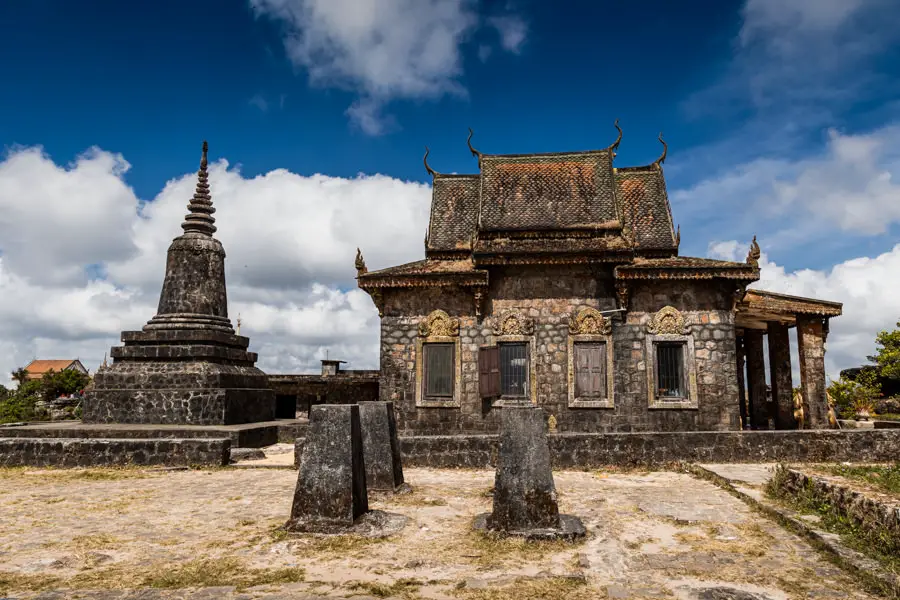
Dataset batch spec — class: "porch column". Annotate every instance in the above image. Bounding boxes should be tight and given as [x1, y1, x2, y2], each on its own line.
[744, 329, 768, 429]
[768, 323, 796, 429]
[797, 316, 829, 429]
[735, 335, 747, 429]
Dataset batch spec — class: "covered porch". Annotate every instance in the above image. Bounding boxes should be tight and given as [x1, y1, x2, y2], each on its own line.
[735, 289, 843, 430]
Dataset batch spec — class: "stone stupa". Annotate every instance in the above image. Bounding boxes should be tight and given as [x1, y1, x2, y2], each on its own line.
[83, 142, 275, 426]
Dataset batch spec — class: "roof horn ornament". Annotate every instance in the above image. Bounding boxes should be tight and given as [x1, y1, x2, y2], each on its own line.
[467, 128, 482, 159]
[423, 147, 439, 178]
[746, 235, 761, 268]
[608, 119, 623, 156]
[355, 247, 368, 276]
[654, 132, 668, 167]
[675, 224, 681, 246]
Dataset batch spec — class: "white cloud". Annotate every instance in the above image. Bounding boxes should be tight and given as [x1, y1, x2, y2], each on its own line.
[0, 145, 432, 386]
[709, 240, 900, 382]
[678, 0, 900, 172]
[250, 0, 525, 133]
[671, 123, 900, 255]
[487, 15, 527, 54]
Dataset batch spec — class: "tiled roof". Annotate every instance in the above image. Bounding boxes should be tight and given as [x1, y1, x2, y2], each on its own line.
[478, 150, 619, 231]
[742, 289, 843, 317]
[358, 259, 488, 288]
[615, 166, 677, 251]
[22, 360, 78, 377]
[615, 256, 759, 281]
[426, 174, 479, 252]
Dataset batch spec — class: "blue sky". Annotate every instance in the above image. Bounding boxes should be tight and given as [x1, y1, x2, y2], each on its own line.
[0, 0, 899, 377]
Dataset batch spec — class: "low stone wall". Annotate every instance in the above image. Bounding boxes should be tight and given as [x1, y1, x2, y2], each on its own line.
[773, 467, 900, 553]
[389, 430, 900, 469]
[0, 437, 230, 468]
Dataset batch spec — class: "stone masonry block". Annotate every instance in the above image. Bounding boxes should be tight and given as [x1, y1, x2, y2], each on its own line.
[358, 401, 405, 491]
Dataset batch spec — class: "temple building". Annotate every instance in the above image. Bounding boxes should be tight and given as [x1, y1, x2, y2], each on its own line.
[356, 125, 842, 434]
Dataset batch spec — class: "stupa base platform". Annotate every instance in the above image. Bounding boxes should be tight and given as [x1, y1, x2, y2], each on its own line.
[473, 512, 586, 541]
[0, 419, 307, 448]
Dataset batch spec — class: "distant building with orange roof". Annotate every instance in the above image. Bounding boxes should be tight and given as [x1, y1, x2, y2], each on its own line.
[22, 359, 88, 381]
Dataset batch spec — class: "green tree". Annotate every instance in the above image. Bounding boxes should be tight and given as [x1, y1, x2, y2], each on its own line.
[0, 384, 8, 401]
[10, 368, 29, 386]
[40, 369, 91, 401]
[869, 319, 900, 381]
[828, 369, 881, 418]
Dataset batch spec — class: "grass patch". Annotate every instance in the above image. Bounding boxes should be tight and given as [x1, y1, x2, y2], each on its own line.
[0, 467, 158, 482]
[348, 577, 423, 598]
[672, 522, 773, 558]
[386, 491, 448, 507]
[452, 576, 592, 600]
[463, 530, 582, 568]
[0, 570, 63, 594]
[818, 463, 900, 497]
[766, 466, 900, 576]
[875, 413, 900, 421]
[142, 557, 305, 591]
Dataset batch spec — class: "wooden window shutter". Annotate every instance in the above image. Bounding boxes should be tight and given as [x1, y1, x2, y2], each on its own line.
[574, 343, 607, 399]
[479, 346, 500, 398]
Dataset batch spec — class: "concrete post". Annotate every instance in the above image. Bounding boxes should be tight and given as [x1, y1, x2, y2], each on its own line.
[797, 316, 830, 429]
[768, 323, 796, 429]
[744, 330, 768, 429]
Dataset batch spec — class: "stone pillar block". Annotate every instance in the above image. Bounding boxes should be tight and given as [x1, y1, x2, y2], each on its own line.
[358, 401, 405, 492]
[286, 404, 368, 531]
[797, 316, 830, 429]
[744, 330, 769, 429]
[474, 406, 585, 540]
[768, 323, 796, 430]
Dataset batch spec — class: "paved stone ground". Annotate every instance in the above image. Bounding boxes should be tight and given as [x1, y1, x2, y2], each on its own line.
[0, 465, 877, 600]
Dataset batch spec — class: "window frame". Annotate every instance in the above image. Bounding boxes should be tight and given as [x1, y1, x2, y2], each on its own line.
[415, 311, 462, 408]
[499, 341, 530, 398]
[567, 334, 615, 408]
[488, 334, 537, 407]
[423, 342, 455, 399]
[645, 333, 698, 409]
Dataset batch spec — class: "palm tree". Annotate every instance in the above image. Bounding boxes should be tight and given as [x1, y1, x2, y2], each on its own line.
[11, 368, 29, 386]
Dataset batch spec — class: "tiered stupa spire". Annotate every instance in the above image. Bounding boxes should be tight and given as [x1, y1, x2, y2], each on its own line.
[182, 141, 217, 236]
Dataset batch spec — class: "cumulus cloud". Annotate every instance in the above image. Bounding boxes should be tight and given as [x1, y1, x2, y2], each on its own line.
[0, 145, 432, 385]
[671, 123, 900, 257]
[677, 0, 900, 173]
[249, 0, 526, 134]
[709, 240, 900, 382]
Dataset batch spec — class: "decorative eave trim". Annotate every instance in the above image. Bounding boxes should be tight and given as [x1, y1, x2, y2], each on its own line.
[614, 266, 760, 281]
[474, 252, 634, 267]
[357, 272, 489, 290]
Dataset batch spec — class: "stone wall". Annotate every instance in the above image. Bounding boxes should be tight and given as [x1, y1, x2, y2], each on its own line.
[269, 372, 379, 416]
[387, 429, 900, 468]
[379, 265, 741, 433]
[0, 437, 230, 468]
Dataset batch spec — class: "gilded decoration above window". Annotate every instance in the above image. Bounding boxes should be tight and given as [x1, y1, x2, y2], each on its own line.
[491, 309, 535, 336]
[418, 309, 460, 338]
[568, 307, 612, 336]
[647, 306, 690, 335]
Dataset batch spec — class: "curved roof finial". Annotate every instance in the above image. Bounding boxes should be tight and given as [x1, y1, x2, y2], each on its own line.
[746, 235, 761, 268]
[355, 247, 368, 276]
[654, 132, 668, 167]
[423, 147, 438, 178]
[467, 128, 481, 159]
[675, 224, 680, 246]
[608, 119, 623, 155]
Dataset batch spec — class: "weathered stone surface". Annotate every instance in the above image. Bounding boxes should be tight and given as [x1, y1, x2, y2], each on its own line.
[286, 405, 368, 532]
[797, 316, 830, 429]
[230, 447, 265, 462]
[474, 406, 585, 540]
[744, 329, 768, 429]
[396, 429, 900, 469]
[490, 406, 560, 530]
[773, 467, 900, 554]
[768, 323, 795, 429]
[379, 270, 742, 434]
[0, 437, 230, 467]
[358, 401, 405, 491]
